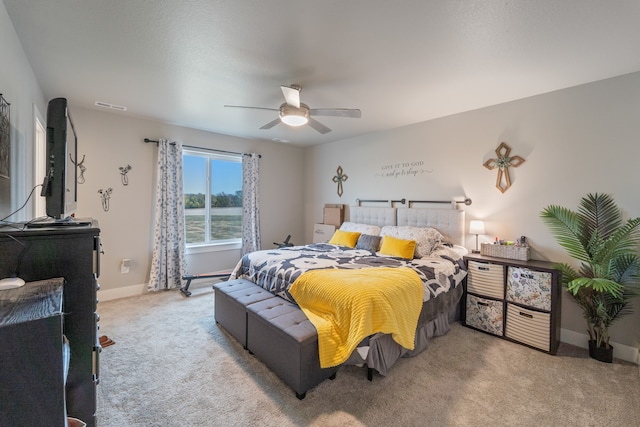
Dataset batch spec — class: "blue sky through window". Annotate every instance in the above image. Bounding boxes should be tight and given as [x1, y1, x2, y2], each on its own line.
[183, 155, 242, 195]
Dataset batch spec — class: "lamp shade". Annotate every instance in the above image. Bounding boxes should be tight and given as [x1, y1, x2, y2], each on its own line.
[469, 220, 485, 235]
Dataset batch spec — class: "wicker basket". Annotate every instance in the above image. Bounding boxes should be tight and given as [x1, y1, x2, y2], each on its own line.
[480, 243, 530, 261]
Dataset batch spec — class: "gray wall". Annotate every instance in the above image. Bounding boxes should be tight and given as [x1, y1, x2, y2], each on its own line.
[303, 72, 640, 348]
[0, 3, 46, 219]
[3, 0, 638, 355]
[71, 108, 305, 292]
[2, 3, 305, 294]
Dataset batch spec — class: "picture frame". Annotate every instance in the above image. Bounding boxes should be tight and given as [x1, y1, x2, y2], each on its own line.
[0, 94, 10, 179]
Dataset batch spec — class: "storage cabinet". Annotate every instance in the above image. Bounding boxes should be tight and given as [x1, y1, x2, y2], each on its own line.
[463, 254, 561, 354]
[0, 222, 101, 426]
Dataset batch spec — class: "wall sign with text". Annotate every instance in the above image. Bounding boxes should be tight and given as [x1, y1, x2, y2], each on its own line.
[374, 160, 432, 179]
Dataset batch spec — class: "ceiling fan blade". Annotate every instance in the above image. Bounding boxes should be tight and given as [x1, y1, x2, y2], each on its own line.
[307, 118, 332, 134]
[309, 108, 362, 118]
[224, 105, 279, 112]
[280, 85, 301, 108]
[259, 118, 281, 130]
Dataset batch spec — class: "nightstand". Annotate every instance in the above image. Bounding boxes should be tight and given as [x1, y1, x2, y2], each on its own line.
[463, 253, 562, 354]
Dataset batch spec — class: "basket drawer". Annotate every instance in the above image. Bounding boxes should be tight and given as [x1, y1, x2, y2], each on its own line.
[506, 267, 552, 311]
[480, 243, 530, 261]
[465, 294, 504, 336]
[505, 303, 551, 351]
[467, 261, 504, 299]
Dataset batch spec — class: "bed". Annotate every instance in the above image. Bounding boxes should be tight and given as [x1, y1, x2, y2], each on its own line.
[229, 205, 468, 377]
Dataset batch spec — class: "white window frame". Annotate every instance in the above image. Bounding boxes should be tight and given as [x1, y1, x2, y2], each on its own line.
[33, 105, 47, 218]
[183, 148, 242, 253]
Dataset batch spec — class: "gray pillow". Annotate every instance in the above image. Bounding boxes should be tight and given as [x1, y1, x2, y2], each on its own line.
[355, 234, 382, 253]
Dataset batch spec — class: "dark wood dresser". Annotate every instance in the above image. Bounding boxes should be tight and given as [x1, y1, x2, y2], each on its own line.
[0, 278, 65, 426]
[0, 222, 101, 426]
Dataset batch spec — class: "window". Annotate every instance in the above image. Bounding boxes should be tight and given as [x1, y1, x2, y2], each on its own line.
[183, 149, 242, 246]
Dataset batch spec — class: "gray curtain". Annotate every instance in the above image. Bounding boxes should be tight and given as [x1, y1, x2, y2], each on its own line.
[241, 153, 260, 255]
[148, 139, 186, 291]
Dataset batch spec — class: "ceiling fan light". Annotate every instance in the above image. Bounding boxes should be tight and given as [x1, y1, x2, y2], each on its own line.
[281, 114, 308, 126]
[279, 104, 309, 126]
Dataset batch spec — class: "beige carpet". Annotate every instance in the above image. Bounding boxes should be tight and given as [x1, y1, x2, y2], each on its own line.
[96, 283, 640, 427]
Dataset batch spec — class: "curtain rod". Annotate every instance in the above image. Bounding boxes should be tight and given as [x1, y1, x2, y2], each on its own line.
[143, 138, 261, 158]
[356, 198, 406, 206]
[408, 198, 472, 206]
[355, 198, 472, 207]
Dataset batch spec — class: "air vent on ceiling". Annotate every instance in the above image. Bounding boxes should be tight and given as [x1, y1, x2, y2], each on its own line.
[95, 101, 127, 111]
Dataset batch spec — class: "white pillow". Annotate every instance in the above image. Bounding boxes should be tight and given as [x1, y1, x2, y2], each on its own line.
[339, 222, 381, 236]
[380, 225, 443, 258]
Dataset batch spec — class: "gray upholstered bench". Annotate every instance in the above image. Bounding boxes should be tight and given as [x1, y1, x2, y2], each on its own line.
[213, 279, 275, 349]
[246, 297, 338, 399]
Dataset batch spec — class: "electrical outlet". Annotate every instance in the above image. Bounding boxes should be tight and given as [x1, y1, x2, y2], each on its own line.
[120, 258, 131, 274]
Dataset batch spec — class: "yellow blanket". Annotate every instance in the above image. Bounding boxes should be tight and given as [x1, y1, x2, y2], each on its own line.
[289, 267, 423, 368]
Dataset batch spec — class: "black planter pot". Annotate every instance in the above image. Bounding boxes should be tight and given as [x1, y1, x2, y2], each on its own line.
[588, 340, 614, 363]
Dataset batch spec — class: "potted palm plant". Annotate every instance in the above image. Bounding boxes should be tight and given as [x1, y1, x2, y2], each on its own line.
[540, 193, 640, 363]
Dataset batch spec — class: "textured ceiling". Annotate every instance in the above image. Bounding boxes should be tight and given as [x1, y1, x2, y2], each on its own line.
[4, 0, 640, 146]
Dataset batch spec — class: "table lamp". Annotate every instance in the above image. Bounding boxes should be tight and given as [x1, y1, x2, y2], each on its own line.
[469, 220, 485, 253]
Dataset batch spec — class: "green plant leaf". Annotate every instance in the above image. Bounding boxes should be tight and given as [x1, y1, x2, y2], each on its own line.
[540, 205, 590, 262]
[541, 193, 640, 348]
[578, 193, 623, 241]
[552, 262, 579, 287]
[567, 277, 623, 298]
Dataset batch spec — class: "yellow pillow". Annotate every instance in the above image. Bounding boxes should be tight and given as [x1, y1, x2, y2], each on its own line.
[379, 235, 416, 259]
[328, 230, 361, 248]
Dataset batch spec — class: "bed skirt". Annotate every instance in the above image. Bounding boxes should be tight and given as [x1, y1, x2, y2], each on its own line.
[344, 284, 463, 376]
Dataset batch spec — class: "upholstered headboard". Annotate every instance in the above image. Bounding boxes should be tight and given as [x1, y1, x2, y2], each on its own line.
[397, 208, 465, 247]
[346, 205, 466, 246]
[349, 206, 397, 227]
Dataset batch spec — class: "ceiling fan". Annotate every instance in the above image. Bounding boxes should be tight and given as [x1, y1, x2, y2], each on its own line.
[224, 85, 361, 134]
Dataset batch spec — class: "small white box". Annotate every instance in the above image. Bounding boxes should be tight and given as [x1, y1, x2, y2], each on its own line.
[313, 223, 336, 243]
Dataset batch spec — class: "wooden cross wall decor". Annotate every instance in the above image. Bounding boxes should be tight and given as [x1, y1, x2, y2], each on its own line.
[483, 142, 525, 193]
[332, 165, 348, 197]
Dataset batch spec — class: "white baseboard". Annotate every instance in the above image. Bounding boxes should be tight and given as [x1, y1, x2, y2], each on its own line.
[561, 328, 639, 365]
[98, 276, 223, 302]
[98, 283, 147, 302]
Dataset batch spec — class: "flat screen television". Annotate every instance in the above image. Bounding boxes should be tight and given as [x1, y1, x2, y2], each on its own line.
[42, 97, 78, 220]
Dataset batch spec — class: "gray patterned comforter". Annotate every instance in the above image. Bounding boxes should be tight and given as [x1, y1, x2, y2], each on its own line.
[230, 243, 468, 303]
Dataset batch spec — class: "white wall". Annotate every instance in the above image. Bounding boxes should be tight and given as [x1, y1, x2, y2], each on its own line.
[71, 107, 305, 293]
[304, 72, 640, 349]
[0, 2, 47, 219]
